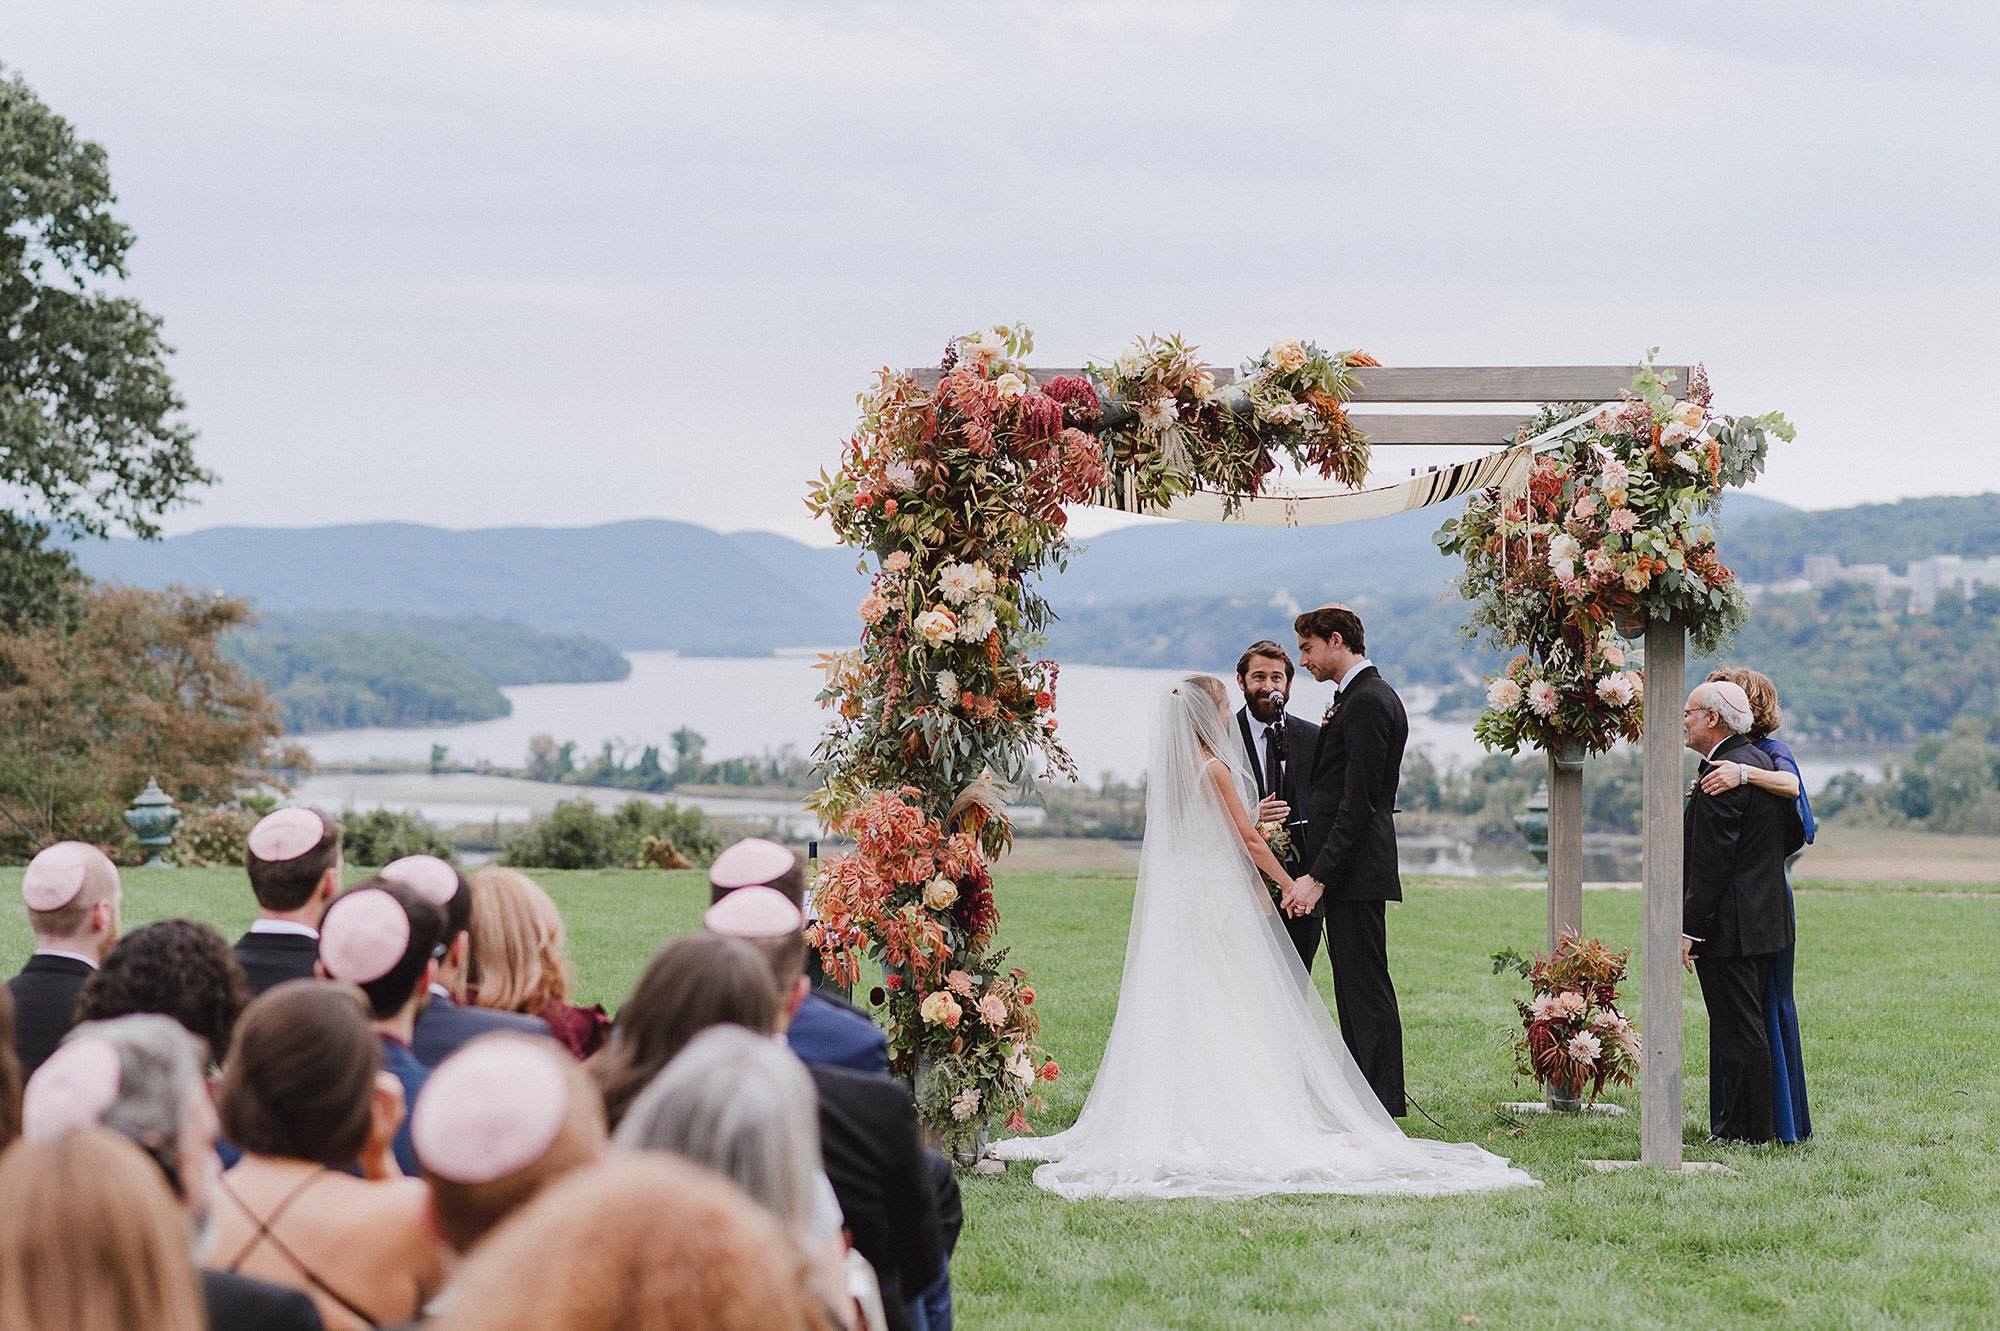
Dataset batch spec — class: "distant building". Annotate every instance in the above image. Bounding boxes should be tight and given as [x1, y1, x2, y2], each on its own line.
[1769, 551, 2000, 612]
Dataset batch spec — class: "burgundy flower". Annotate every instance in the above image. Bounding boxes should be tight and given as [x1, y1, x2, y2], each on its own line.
[1043, 375, 1101, 429]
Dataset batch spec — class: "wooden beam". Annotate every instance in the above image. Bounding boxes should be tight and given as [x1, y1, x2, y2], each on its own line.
[1546, 746, 1585, 949]
[1640, 618, 1687, 1167]
[1349, 413, 1532, 446]
[905, 364, 1687, 404]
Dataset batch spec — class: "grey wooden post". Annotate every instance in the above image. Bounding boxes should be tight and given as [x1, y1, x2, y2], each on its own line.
[1640, 618, 1687, 1166]
[1546, 742, 1585, 949]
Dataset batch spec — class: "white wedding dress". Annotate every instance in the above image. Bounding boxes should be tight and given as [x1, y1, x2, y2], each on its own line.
[991, 679, 1536, 1200]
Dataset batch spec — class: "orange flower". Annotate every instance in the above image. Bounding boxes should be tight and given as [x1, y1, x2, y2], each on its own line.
[1041, 1060, 1060, 1082]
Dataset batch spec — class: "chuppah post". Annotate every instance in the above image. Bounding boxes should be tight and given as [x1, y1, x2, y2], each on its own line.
[1545, 742, 1585, 949]
[1640, 616, 1687, 1167]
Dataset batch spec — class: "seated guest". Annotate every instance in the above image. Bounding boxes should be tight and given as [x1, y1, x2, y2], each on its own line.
[8, 840, 122, 1076]
[432, 1154, 833, 1331]
[602, 917, 942, 1331]
[378, 855, 548, 1066]
[0, 987, 20, 1151]
[314, 879, 446, 1175]
[464, 866, 610, 1058]
[77, 919, 252, 1070]
[616, 1024, 867, 1331]
[711, 838, 888, 1075]
[412, 1032, 607, 1258]
[236, 809, 344, 997]
[0, 1127, 208, 1331]
[212, 981, 443, 1330]
[23, 1017, 325, 1331]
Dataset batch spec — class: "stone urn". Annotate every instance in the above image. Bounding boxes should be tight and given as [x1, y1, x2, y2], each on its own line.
[1514, 782, 1550, 867]
[124, 777, 180, 869]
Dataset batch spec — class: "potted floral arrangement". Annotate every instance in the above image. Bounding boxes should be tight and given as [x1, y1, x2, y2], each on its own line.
[1492, 934, 1640, 1109]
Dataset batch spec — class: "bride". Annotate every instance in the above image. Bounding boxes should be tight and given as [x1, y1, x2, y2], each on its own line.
[991, 674, 1535, 1200]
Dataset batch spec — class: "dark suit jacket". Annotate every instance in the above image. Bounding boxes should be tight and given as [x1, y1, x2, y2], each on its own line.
[1235, 706, 1320, 873]
[1302, 666, 1407, 901]
[200, 1268, 325, 1331]
[1683, 732, 1802, 956]
[412, 990, 551, 1068]
[809, 1064, 942, 1331]
[7, 953, 95, 1078]
[232, 931, 321, 998]
[788, 990, 890, 1074]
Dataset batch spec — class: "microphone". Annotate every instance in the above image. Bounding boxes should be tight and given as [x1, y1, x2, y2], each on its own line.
[1267, 692, 1290, 771]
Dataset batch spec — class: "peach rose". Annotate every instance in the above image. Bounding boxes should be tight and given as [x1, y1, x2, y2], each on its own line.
[920, 992, 962, 1028]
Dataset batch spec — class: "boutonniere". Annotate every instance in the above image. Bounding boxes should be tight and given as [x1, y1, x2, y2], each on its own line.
[1322, 696, 1340, 724]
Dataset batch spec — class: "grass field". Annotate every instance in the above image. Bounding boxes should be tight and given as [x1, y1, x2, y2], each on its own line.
[3, 863, 1995, 1329]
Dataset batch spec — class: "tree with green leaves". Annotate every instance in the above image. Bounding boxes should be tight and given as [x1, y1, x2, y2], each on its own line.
[0, 64, 209, 625]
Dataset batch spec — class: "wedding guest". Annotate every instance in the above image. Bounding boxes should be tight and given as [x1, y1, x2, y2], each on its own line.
[77, 918, 251, 1069]
[699, 891, 946, 1331]
[431, 1154, 833, 1331]
[313, 879, 445, 1175]
[1703, 666, 1815, 1143]
[213, 981, 443, 1330]
[1681, 679, 1803, 1145]
[0, 987, 21, 1151]
[378, 855, 549, 1067]
[0, 1127, 207, 1331]
[24, 1017, 325, 1331]
[8, 840, 122, 1076]
[710, 838, 888, 1075]
[237, 809, 344, 997]
[464, 866, 609, 1058]
[615, 1024, 863, 1330]
[412, 1032, 608, 1257]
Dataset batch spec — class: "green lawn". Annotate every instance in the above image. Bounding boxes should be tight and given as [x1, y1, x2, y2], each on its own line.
[4, 864, 1996, 1329]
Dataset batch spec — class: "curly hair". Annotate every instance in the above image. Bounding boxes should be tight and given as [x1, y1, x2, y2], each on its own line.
[77, 920, 250, 1067]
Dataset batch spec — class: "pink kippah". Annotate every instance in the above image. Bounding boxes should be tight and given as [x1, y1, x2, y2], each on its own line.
[1708, 680, 1752, 715]
[248, 808, 325, 862]
[22, 1038, 122, 1141]
[709, 838, 796, 891]
[411, 1040, 569, 1184]
[22, 842, 104, 912]
[380, 854, 460, 907]
[704, 885, 804, 938]
[319, 888, 412, 984]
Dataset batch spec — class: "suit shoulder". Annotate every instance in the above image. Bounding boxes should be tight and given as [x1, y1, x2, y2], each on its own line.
[811, 1062, 916, 1113]
[1289, 714, 1321, 741]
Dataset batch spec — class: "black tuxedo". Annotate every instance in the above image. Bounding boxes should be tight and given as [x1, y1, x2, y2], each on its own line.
[1236, 705, 1321, 966]
[232, 930, 321, 998]
[200, 1269, 325, 1331]
[412, 989, 551, 1068]
[1684, 732, 1803, 1142]
[8, 952, 95, 1078]
[1298, 664, 1408, 1116]
[809, 1064, 943, 1331]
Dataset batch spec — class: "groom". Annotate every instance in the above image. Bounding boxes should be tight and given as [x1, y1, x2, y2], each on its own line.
[1283, 604, 1408, 1118]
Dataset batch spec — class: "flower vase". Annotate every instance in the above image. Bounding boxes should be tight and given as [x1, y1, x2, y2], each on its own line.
[914, 1054, 991, 1166]
[1543, 1082, 1585, 1113]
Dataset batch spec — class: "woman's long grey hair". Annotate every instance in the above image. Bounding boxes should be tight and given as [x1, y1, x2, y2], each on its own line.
[610, 1025, 824, 1247]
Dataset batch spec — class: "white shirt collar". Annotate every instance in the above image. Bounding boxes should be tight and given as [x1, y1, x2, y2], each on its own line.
[249, 918, 319, 939]
[32, 948, 99, 970]
[428, 982, 452, 1000]
[1705, 736, 1735, 762]
[1335, 657, 1374, 693]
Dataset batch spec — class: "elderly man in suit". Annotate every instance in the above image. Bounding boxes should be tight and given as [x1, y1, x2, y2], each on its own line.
[9, 843, 122, 1078]
[1681, 679, 1803, 1144]
[1234, 639, 1322, 968]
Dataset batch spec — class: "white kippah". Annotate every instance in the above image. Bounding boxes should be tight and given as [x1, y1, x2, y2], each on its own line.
[22, 842, 108, 913]
[703, 885, 804, 939]
[247, 808, 326, 862]
[22, 1038, 121, 1141]
[319, 888, 411, 984]
[380, 854, 460, 907]
[412, 1039, 570, 1184]
[709, 838, 796, 891]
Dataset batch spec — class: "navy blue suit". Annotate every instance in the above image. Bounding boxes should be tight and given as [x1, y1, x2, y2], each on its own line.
[788, 991, 889, 1074]
[378, 1036, 429, 1176]
[412, 990, 550, 1068]
[232, 931, 320, 998]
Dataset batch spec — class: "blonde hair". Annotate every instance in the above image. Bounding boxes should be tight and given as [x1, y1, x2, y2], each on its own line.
[425, 1035, 610, 1254]
[433, 1154, 831, 1331]
[466, 867, 571, 1013]
[1705, 667, 1782, 738]
[0, 1128, 205, 1331]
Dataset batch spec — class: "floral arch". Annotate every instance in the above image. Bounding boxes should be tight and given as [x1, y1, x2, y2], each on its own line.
[805, 325, 1790, 1165]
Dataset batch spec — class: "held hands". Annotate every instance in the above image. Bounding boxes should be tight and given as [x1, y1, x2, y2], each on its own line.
[1256, 794, 1291, 824]
[1681, 936, 1697, 973]
[1281, 874, 1325, 918]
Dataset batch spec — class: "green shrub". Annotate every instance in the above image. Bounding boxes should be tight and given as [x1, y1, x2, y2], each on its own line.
[501, 798, 718, 871]
[342, 807, 456, 866]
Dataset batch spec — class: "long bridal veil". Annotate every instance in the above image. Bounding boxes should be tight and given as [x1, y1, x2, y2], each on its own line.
[991, 676, 1534, 1199]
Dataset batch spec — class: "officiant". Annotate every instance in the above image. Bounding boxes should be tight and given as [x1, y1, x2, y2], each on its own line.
[1235, 641, 1323, 967]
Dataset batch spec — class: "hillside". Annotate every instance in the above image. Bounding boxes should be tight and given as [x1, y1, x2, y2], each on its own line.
[1722, 493, 2000, 581]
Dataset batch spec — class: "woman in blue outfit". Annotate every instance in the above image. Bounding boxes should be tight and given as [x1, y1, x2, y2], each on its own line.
[1699, 667, 1813, 1143]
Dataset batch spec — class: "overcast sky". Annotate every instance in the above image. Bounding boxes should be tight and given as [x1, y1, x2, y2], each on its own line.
[6, 1, 1996, 544]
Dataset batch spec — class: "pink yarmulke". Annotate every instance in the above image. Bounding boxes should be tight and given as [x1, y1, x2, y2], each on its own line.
[22, 842, 103, 912]
[247, 808, 325, 862]
[1708, 680, 1752, 715]
[411, 1040, 569, 1184]
[22, 1038, 122, 1141]
[380, 854, 460, 907]
[319, 888, 412, 984]
[708, 838, 796, 891]
[704, 885, 803, 939]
